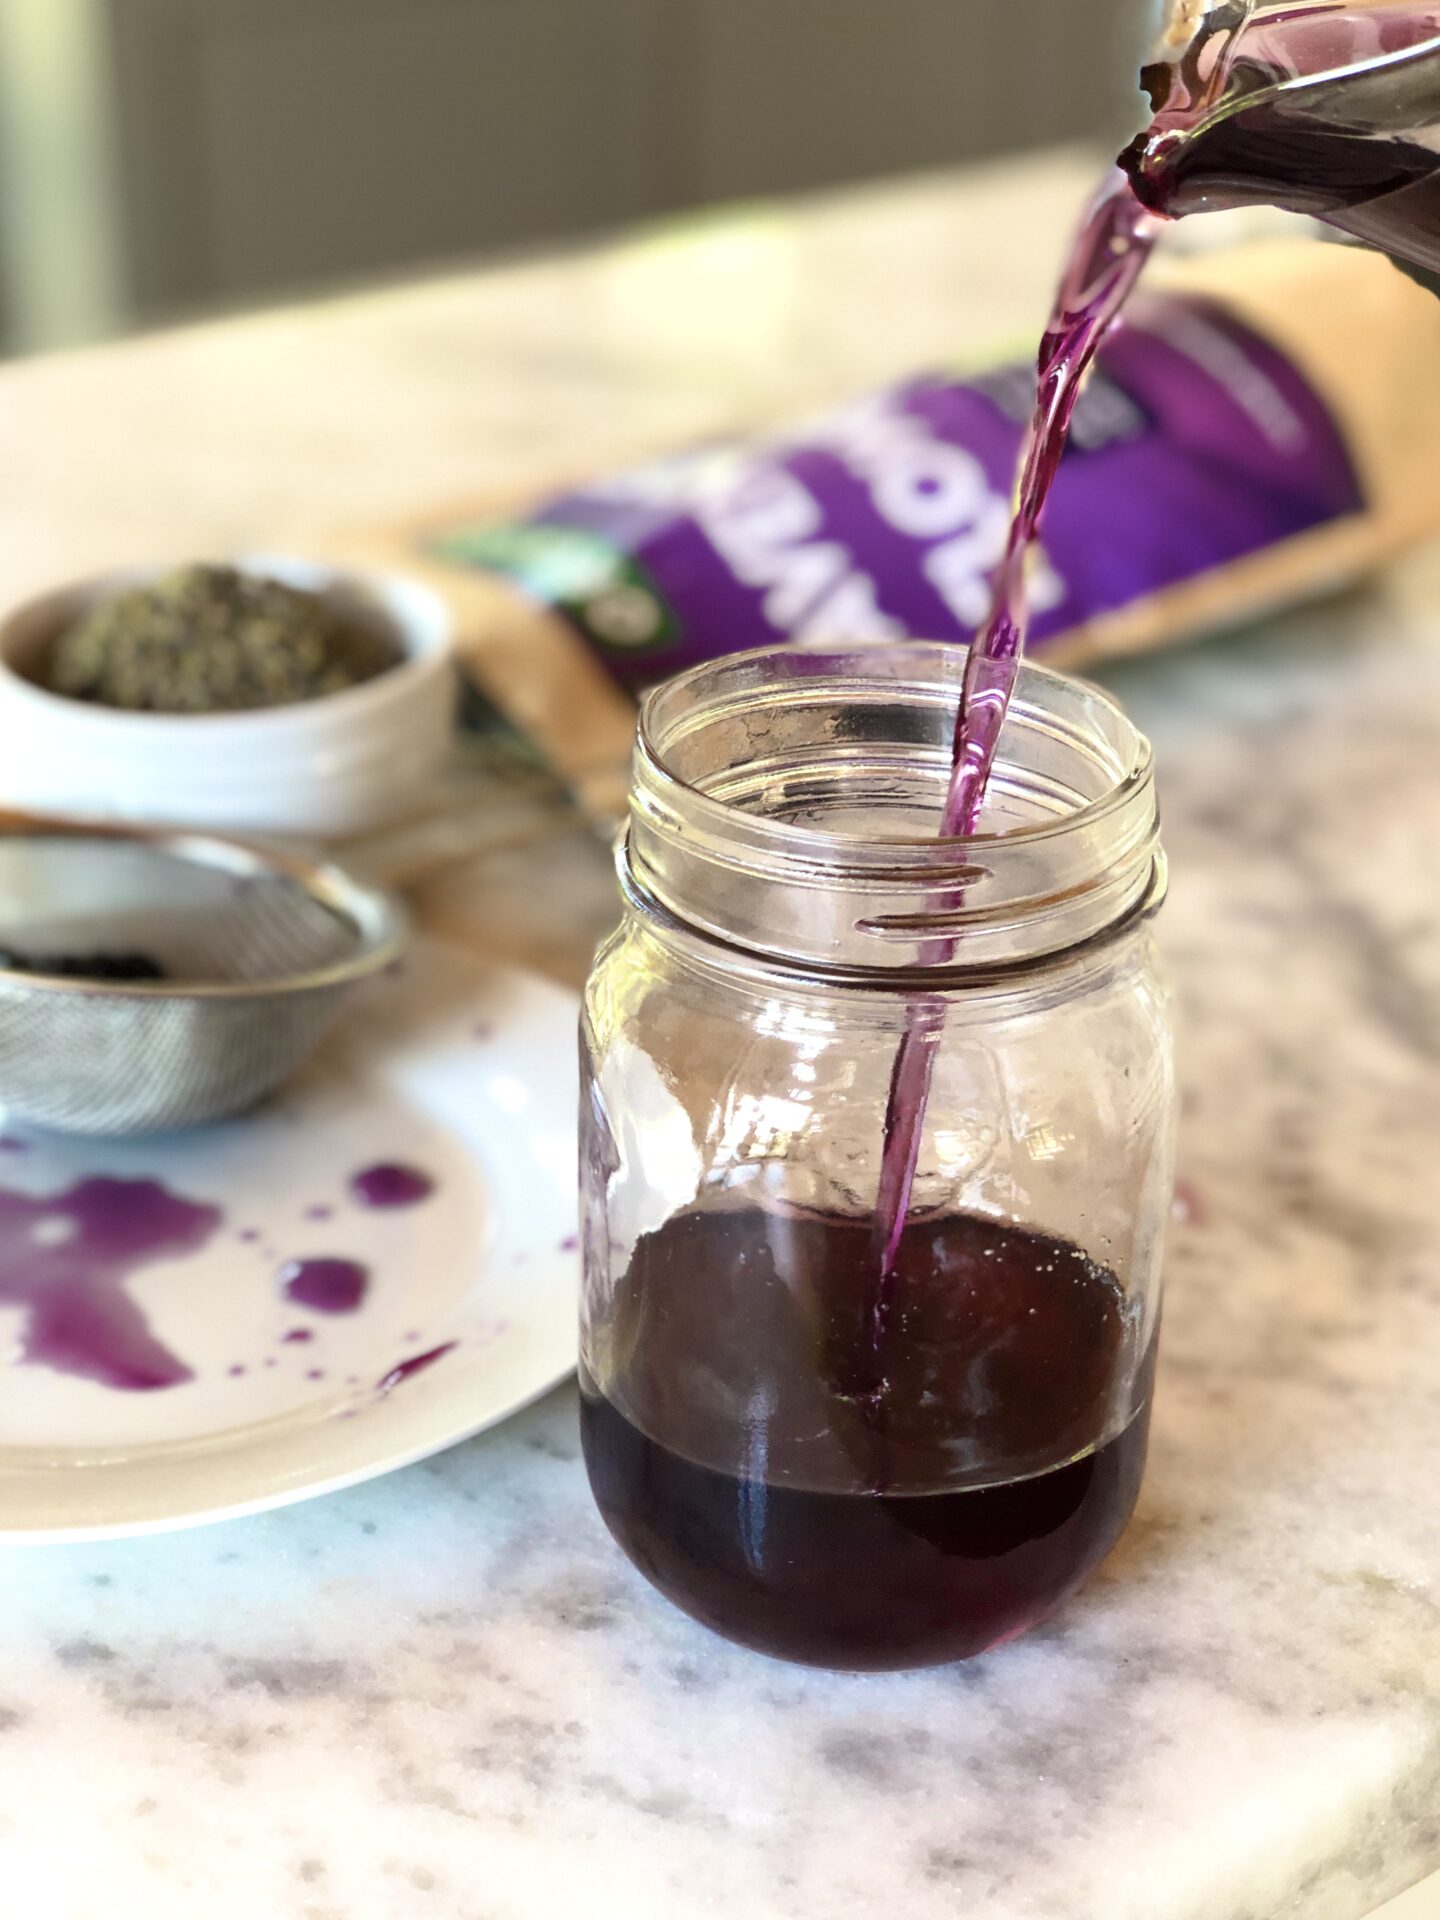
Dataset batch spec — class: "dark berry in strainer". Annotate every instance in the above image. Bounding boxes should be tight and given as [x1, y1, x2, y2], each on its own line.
[0, 948, 167, 983]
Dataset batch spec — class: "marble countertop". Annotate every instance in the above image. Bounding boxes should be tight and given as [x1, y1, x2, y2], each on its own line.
[2, 150, 1440, 1920]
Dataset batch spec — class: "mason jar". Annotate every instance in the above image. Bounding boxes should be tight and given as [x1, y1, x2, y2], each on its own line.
[579, 643, 1175, 1671]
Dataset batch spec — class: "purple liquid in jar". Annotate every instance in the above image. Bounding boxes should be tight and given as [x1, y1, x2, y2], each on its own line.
[581, 1205, 1152, 1670]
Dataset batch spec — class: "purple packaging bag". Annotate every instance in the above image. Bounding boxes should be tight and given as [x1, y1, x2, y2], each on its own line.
[428, 284, 1365, 692]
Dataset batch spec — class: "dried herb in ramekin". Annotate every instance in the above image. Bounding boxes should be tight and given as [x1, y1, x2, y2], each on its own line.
[47, 564, 402, 713]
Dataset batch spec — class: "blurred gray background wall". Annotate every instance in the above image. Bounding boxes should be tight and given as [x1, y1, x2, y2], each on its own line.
[0, 0, 1142, 354]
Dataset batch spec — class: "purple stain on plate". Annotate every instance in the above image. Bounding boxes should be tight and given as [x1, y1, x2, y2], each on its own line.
[304, 1205, 334, 1223]
[472, 1023, 494, 1043]
[237, 1228, 261, 1245]
[0, 1136, 29, 1154]
[0, 1176, 220, 1391]
[376, 1342, 458, 1397]
[559, 1235, 578, 1254]
[281, 1328, 315, 1346]
[264, 1357, 278, 1369]
[305, 1368, 326, 1382]
[280, 1258, 369, 1315]
[350, 1163, 435, 1210]
[228, 1364, 247, 1378]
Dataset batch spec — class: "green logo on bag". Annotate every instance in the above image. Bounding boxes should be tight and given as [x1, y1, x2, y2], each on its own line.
[430, 523, 681, 656]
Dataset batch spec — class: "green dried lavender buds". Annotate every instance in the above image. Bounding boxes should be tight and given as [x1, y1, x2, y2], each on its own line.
[47, 565, 403, 713]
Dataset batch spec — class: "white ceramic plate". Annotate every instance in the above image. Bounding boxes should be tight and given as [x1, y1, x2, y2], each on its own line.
[0, 940, 580, 1542]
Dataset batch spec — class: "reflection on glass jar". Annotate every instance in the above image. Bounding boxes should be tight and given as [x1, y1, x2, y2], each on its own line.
[580, 644, 1176, 1671]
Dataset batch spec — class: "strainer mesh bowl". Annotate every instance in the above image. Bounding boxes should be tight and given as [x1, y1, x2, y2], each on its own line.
[0, 832, 406, 1136]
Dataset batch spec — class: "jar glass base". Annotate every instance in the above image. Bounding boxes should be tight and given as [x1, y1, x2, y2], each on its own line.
[580, 1373, 1152, 1673]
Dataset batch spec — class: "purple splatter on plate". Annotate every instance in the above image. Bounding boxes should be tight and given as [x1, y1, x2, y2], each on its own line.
[280, 1258, 368, 1315]
[376, 1343, 457, 1397]
[350, 1163, 435, 1210]
[0, 1176, 220, 1391]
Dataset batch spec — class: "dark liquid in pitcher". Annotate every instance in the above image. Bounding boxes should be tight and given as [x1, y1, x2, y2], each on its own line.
[1123, 2, 1440, 273]
[581, 1206, 1154, 1670]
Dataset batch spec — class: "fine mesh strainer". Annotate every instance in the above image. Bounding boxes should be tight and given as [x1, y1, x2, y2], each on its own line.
[0, 824, 407, 1136]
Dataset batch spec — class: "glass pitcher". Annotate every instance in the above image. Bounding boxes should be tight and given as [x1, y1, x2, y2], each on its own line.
[1124, 0, 1440, 275]
[578, 644, 1177, 1671]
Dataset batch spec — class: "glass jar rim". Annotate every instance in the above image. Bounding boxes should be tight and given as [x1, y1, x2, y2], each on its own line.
[626, 643, 1164, 976]
[637, 641, 1154, 866]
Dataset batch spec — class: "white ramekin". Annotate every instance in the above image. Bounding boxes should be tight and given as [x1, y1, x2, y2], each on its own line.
[0, 556, 457, 838]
